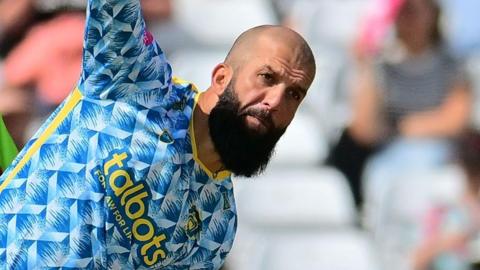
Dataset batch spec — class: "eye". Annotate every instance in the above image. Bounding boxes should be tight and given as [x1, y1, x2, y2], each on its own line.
[259, 73, 275, 84]
[288, 89, 302, 101]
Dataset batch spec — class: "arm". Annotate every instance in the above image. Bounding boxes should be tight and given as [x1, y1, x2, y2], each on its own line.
[398, 81, 471, 138]
[79, 0, 172, 99]
[348, 62, 385, 145]
[412, 203, 476, 270]
[412, 232, 469, 270]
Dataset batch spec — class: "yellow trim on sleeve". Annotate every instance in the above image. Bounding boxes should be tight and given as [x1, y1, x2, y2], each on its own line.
[0, 88, 83, 193]
[189, 92, 231, 181]
[172, 76, 199, 92]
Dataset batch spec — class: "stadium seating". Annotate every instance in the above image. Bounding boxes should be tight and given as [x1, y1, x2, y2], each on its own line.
[172, 0, 278, 48]
[228, 167, 379, 270]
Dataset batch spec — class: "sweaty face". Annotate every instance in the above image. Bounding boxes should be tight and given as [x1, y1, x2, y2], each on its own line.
[208, 80, 286, 177]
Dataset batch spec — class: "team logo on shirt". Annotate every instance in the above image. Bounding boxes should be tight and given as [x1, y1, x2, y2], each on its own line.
[160, 129, 174, 144]
[172, 97, 187, 111]
[185, 205, 202, 240]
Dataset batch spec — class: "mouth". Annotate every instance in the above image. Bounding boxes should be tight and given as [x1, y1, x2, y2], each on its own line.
[244, 114, 271, 134]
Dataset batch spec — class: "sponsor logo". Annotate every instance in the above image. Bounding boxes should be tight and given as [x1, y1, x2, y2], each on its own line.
[93, 151, 167, 266]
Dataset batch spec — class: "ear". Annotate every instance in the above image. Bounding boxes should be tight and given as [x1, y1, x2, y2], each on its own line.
[210, 63, 233, 95]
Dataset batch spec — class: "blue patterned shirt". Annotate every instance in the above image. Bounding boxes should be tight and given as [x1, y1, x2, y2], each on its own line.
[0, 0, 237, 269]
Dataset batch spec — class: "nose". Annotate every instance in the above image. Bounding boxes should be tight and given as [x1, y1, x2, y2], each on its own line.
[262, 85, 284, 112]
[257, 85, 291, 129]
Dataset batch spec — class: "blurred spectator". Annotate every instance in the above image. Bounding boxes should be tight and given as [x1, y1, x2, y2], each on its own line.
[345, 0, 472, 268]
[3, 12, 85, 107]
[1, 10, 85, 147]
[142, 0, 172, 23]
[354, 0, 405, 61]
[349, 0, 472, 144]
[33, 0, 86, 13]
[352, 0, 470, 198]
[0, 0, 36, 57]
[413, 129, 480, 270]
[327, 0, 418, 209]
[0, 0, 189, 147]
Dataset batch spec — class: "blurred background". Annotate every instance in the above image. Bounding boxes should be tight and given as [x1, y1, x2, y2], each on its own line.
[2, 0, 480, 269]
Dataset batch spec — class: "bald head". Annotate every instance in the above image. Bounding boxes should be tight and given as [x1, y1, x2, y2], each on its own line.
[206, 26, 316, 177]
[225, 25, 316, 84]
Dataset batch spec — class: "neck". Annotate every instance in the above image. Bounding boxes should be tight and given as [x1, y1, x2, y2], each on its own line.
[403, 39, 433, 56]
[193, 88, 225, 174]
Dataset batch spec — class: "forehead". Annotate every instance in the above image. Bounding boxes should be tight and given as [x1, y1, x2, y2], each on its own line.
[242, 36, 315, 86]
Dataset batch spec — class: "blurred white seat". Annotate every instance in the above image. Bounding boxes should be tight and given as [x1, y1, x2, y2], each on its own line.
[172, 0, 278, 48]
[362, 165, 466, 270]
[363, 164, 466, 232]
[270, 111, 329, 167]
[228, 167, 378, 270]
[235, 167, 356, 228]
[169, 49, 226, 91]
[228, 227, 378, 270]
[262, 230, 379, 270]
[302, 46, 355, 145]
[288, 0, 369, 49]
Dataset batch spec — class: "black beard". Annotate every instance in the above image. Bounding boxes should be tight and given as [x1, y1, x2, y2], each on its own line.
[208, 82, 286, 177]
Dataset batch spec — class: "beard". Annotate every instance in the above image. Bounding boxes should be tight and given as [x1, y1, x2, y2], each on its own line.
[208, 81, 286, 178]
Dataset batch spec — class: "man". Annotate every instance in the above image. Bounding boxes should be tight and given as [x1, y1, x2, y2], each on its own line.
[0, 0, 315, 269]
[0, 116, 17, 174]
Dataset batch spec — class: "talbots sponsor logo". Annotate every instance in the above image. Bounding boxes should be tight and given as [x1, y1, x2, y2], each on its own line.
[92, 151, 168, 266]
